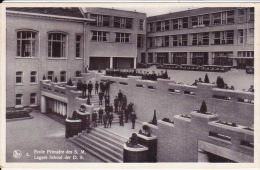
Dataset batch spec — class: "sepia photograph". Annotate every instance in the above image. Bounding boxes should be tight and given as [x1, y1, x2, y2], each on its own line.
[0, 2, 258, 168]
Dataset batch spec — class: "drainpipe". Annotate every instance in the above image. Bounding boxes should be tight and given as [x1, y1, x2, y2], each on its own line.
[83, 22, 87, 71]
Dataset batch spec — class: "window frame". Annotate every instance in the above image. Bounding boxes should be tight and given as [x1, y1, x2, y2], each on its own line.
[16, 94, 23, 106]
[30, 71, 38, 84]
[48, 32, 67, 58]
[15, 71, 23, 85]
[91, 31, 108, 42]
[137, 35, 143, 48]
[75, 34, 83, 58]
[30, 93, 37, 105]
[60, 71, 66, 82]
[139, 19, 144, 30]
[47, 71, 54, 81]
[16, 30, 38, 58]
[115, 33, 130, 43]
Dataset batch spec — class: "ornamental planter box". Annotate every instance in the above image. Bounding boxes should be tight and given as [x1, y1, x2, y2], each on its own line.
[65, 118, 82, 138]
[136, 133, 157, 162]
[76, 110, 91, 131]
[123, 143, 149, 163]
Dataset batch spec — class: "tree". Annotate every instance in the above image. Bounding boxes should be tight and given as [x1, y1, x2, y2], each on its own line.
[204, 73, 210, 83]
[151, 110, 157, 125]
[199, 101, 207, 114]
[42, 74, 46, 80]
[54, 76, 58, 83]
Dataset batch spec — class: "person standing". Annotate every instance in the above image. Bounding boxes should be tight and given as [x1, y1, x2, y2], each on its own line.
[119, 110, 124, 126]
[108, 112, 113, 128]
[105, 80, 110, 95]
[92, 111, 97, 128]
[118, 90, 123, 107]
[95, 81, 99, 94]
[131, 112, 137, 129]
[103, 113, 108, 128]
[114, 96, 119, 113]
[105, 94, 110, 107]
[82, 81, 87, 98]
[99, 91, 104, 105]
[98, 107, 104, 123]
[88, 81, 93, 98]
[125, 108, 129, 123]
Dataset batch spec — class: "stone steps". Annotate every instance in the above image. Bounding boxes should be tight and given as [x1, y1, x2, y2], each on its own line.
[68, 127, 127, 163]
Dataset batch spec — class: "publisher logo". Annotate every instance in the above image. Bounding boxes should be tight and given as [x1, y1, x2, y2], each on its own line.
[13, 150, 22, 159]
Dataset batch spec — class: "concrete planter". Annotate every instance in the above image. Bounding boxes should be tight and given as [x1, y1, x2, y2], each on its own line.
[65, 118, 82, 138]
[123, 143, 149, 162]
[136, 133, 157, 162]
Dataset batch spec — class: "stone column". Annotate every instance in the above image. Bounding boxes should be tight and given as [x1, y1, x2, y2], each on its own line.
[110, 57, 113, 69]
[134, 57, 137, 69]
[41, 95, 46, 113]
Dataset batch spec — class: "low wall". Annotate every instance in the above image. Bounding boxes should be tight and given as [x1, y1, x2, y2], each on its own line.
[97, 75, 254, 127]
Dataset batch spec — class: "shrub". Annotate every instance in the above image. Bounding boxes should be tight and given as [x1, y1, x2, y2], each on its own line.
[43, 74, 46, 80]
[54, 77, 58, 83]
[199, 101, 207, 114]
[67, 78, 73, 86]
[204, 73, 210, 83]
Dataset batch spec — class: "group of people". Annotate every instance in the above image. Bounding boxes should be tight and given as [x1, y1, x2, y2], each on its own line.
[77, 80, 100, 98]
[105, 69, 169, 81]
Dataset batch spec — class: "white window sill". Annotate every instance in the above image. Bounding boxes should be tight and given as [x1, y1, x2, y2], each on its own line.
[15, 83, 24, 86]
[15, 57, 39, 59]
[29, 104, 38, 107]
[47, 58, 67, 60]
[15, 105, 24, 109]
[30, 82, 38, 85]
[75, 58, 83, 60]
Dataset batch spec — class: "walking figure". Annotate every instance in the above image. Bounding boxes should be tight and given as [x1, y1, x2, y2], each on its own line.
[103, 113, 108, 128]
[99, 91, 104, 105]
[114, 96, 119, 113]
[82, 81, 87, 98]
[108, 112, 113, 128]
[95, 81, 99, 94]
[131, 112, 137, 129]
[92, 111, 97, 128]
[119, 110, 124, 126]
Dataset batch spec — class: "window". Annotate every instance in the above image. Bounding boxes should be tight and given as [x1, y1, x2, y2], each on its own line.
[16, 71, 23, 84]
[238, 29, 244, 44]
[148, 53, 153, 63]
[60, 71, 66, 82]
[172, 34, 188, 47]
[155, 36, 169, 47]
[249, 8, 254, 21]
[156, 20, 169, 31]
[147, 37, 153, 48]
[238, 9, 245, 23]
[90, 14, 110, 26]
[47, 71, 54, 81]
[148, 23, 153, 32]
[171, 53, 187, 64]
[213, 52, 233, 66]
[17, 31, 36, 57]
[114, 17, 132, 29]
[141, 53, 146, 63]
[91, 31, 108, 42]
[139, 19, 144, 30]
[76, 35, 82, 58]
[238, 51, 254, 58]
[30, 93, 37, 105]
[48, 33, 66, 58]
[173, 18, 188, 29]
[137, 35, 143, 48]
[115, 33, 130, 43]
[190, 33, 209, 45]
[191, 14, 210, 27]
[213, 11, 234, 25]
[30, 71, 37, 83]
[248, 28, 254, 44]
[16, 94, 22, 106]
[213, 31, 234, 45]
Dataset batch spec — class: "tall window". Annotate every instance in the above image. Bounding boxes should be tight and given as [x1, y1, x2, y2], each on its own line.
[155, 36, 169, 47]
[76, 35, 82, 58]
[238, 29, 245, 44]
[248, 28, 254, 44]
[90, 14, 110, 26]
[190, 33, 209, 45]
[114, 17, 133, 29]
[213, 52, 233, 66]
[171, 53, 187, 64]
[148, 53, 153, 63]
[91, 31, 108, 42]
[30, 71, 37, 83]
[16, 94, 22, 106]
[213, 31, 234, 45]
[137, 35, 143, 48]
[48, 33, 66, 58]
[238, 51, 254, 58]
[148, 23, 153, 32]
[115, 33, 130, 43]
[141, 53, 146, 63]
[213, 11, 234, 25]
[191, 14, 210, 27]
[238, 9, 245, 23]
[147, 37, 153, 48]
[172, 18, 188, 29]
[60, 71, 66, 82]
[249, 8, 254, 21]
[139, 19, 144, 30]
[48, 71, 54, 81]
[16, 71, 23, 84]
[30, 93, 37, 105]
[172, 34, 188, 46]
[156, 20, 169, 31]
[17, 31, 36, 57]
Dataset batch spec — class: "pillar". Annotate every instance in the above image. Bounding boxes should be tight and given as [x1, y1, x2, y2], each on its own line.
[208, 52, 213, 65]
[41, 95, 46, 113]
[134, 57, 137, 69]
[110, 57, 113, 69]
[187, 52, 191, 64]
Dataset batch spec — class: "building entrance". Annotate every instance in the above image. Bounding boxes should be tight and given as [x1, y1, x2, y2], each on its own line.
[113, 57, 134, 69]
[89, 57, 110, 70]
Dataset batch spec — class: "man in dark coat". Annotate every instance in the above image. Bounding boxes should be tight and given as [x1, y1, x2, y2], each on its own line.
[105, 80, 110, 94]
[114, 96, 119, 113]
[103, 113, 108, 128]
[77, 80, 82, 91]
[125, 108, 129, 123]
[92, 111, 97, 128]
[119, 110, 124, 126]
[95, 81, 99, 94]
[82, 81, 87, 98]
[104, 94, 110, 106]
[131, 112, 137, 129]
[108, 112, 113, 128]
[88, 81, 93, 97]
[99, 91, 104, 105]
[100, 81, 104, 93]
[98, 107, 104, 123]
[118, 90, 123, 107]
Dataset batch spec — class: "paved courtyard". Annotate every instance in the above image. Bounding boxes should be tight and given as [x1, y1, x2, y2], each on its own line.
[6, 110, 102, 162]
[138, 66, 254, 91]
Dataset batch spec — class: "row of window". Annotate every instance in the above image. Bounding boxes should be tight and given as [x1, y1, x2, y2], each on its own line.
[15, 71, 67, 84]
[147, 29, 254, 48]
[91, 31, 131, 43]
[89, 14, 145, 30]
[141, 51, 254, 65]
[147, 8, 254, 32]
[16, 93, 37, 106]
